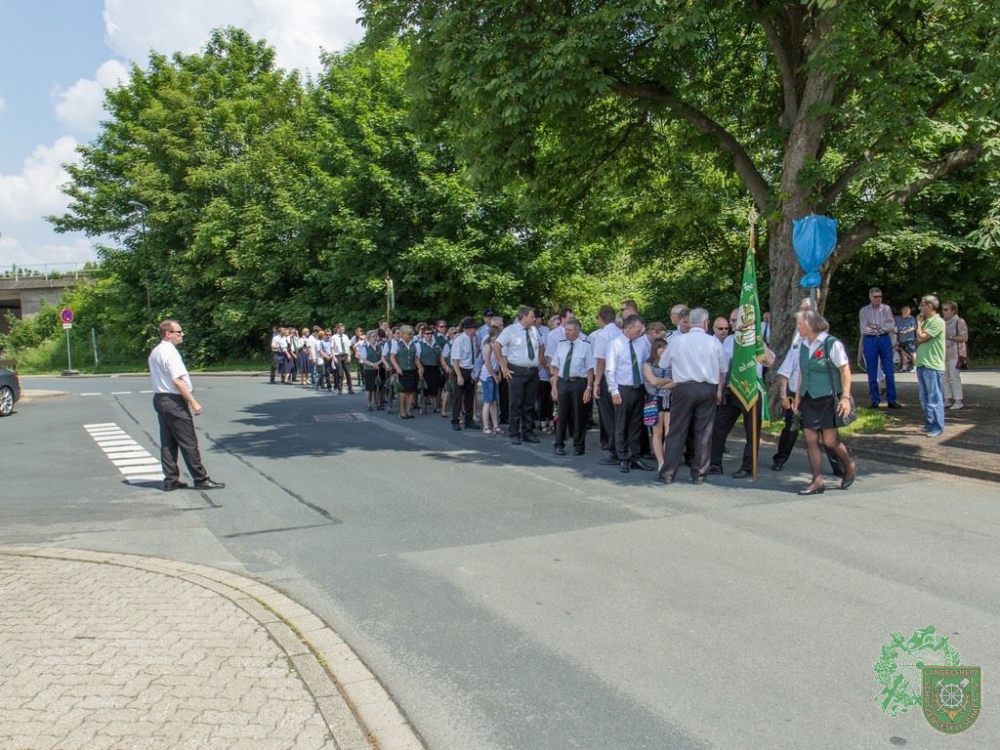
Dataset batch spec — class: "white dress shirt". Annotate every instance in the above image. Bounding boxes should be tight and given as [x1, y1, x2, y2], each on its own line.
[449, 332, 477, 368]
[605, 334, 650, 395]
[777, 331, 803, 392]
[496, 323, 541, 367]
[149, 340, 191, 394]
[550, 339, 595, 380]
[591, 322, 621, 361]
[659, 328, 726, 384]
[331, 334, 351, 356]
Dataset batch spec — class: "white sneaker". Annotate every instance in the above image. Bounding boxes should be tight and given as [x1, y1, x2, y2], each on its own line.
[949, 401, 964, 410]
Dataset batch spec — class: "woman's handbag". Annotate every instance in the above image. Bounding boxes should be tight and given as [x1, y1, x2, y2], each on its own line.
[824, 337, 857, 428]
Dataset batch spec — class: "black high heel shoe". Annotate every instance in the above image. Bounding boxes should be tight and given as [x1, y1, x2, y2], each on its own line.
[797, 484, 825, 496]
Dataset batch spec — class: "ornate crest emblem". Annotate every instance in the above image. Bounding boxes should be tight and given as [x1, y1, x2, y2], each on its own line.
[922, 666, 981, 733]
[873, 626, 961, 717]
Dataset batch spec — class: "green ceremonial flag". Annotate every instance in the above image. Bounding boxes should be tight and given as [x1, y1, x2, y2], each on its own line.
[729, 246, 767, 417]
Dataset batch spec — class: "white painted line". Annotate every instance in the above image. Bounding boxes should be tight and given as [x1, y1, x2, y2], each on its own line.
[95, 439, 141, 447]
[81, 393, 102, 396]
[85, 423, 118, 428]
[110, 391, 132, 395]
[87, 427, 125, 434]
[140, 390, 154, 394]
[109, 457, 162, 467]
[118, 464, 165, 476]
[89, 432, 128, 438]
[125, 474, 165, 483]
[104, 450, 154, 460]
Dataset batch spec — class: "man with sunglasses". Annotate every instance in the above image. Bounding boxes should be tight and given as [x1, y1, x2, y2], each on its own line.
[712, 317, 730, 342]
[149, 320, 225, 492]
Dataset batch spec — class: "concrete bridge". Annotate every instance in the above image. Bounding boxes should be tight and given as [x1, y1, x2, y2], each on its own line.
[0, 270, 97, 334]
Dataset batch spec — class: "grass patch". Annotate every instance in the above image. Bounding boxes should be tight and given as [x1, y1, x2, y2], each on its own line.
[762, 405, 897, 436]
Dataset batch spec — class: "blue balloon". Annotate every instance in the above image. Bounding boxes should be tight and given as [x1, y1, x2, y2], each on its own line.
[793, 215, 837, 288]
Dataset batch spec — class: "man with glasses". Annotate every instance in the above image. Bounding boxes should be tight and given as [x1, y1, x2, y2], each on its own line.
[859, 287, 900, 409]
[712, 317, 731, 342]
[148, 320, 225, 492]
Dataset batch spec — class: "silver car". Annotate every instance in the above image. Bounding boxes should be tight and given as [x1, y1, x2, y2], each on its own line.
[0, 366, 21, 416]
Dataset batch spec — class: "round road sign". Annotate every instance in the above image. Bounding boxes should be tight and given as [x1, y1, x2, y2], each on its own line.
[60, 307, 75, 324]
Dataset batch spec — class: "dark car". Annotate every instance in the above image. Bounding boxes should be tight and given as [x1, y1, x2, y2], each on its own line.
[0, 366, 20, 416]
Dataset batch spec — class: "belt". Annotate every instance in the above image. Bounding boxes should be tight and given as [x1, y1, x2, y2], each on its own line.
[566, 376, 586, 381]
[864, 334, 889, 338]
[509, 363, 538, 371]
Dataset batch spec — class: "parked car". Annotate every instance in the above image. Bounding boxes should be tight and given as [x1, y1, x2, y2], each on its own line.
[0, 366, 20, 416]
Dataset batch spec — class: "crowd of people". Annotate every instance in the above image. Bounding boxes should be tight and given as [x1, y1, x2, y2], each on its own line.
[262, 288, 968, 494]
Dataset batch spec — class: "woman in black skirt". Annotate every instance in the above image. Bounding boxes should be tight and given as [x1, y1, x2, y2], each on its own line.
[792, 310, 858, 495]
[358, 330, 386, 411]
[390, 325, 423, 419]
[417, 326, 445, 414]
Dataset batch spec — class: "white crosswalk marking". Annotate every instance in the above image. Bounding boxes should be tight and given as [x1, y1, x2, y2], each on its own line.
[84, 423, 163, 484]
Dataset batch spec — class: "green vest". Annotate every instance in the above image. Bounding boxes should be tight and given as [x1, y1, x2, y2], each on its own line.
[418, 341, 442, 366]
[395, 340, 417, 370]
[799, 336, 840, 398]
[364, 344, 381, 364]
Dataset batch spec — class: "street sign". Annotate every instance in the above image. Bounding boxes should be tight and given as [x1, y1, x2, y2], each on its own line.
[60, 307, 75, 324]
[63, 323, 73, 330]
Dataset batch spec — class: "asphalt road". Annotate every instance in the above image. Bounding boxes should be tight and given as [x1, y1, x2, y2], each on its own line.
[3, 374, 997, 750]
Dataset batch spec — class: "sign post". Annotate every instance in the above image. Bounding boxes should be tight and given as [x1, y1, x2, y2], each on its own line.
[60, 308, 77, 375]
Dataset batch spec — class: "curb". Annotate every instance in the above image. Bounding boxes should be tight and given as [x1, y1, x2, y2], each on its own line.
[0, 546, 425, 750]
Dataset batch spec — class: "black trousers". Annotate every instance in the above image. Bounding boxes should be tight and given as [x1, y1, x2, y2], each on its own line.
[613, 385, 645, 462]
[333, 355, 353, 392]
[317, 358, 334, 390]
[452, 367, 476, 425]
[154, 394, 208, 484]
[773, 392, 846, 474]
[659, 382, 718, 481]
[597, 374, 617, 457]
[710, 393, 761, 472]
[508, 365, 539, 439]
[499, 378, 510, 423]
[554, 378, 588, 450]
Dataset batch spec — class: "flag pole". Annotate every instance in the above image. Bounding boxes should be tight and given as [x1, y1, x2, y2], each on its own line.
[749, 208, 759, 483]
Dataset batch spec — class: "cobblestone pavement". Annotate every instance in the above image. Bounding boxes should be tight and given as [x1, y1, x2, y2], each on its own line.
[0, 549, 423, 750]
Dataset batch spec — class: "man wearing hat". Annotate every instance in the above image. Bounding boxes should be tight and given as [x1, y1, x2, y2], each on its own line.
[477, 309, 495, 349]
[451, 317, 480, 430]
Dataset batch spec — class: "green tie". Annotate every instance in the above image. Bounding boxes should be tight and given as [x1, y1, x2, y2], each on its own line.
[525, 327, 534, 361]
[630, 340, 641, 385]
[562, 342, 574, 379]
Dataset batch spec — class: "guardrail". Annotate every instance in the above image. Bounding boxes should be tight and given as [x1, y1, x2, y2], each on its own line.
[1, 263, 99, 282]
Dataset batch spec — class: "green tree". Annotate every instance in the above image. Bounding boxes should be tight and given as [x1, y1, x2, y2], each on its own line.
[361, 0, 1000, 352]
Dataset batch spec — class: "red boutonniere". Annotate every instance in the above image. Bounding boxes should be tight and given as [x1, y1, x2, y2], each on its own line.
[814, 348, 825, 360]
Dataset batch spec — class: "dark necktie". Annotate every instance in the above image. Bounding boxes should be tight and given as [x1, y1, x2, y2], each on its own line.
[630, 340, 641, 385]
[525, 327, 534, 361]
[562, 342, 574, 379]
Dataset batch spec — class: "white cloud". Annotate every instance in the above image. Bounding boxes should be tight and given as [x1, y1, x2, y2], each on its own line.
[0, 234, 95, 269]
[102, 0, 364, 78]
[0, 137, 81, 224]
[53, 59, 129, 135]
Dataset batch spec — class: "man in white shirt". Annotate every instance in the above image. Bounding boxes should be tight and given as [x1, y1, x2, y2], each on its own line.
[494, 306, 543, 445]
[450, 317, 480, 429]
[331, 323, 354, 394]
[605, 314, 652, 472]
[656, 308, 727, 485]
[591, 305, 621, 460]
[148, 320, 224, 492]
[666, 304, 690, 342]
[549, 320, 595, 456]
[270, 327, 287, 384]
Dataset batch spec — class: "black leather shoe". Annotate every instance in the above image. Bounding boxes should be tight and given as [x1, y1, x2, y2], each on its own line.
[841, 462, 858, 490]
[554, 446, 566, 456]
[452, 424, 462, 431]
[619, 461, 630, 473]
[707, 465, 723, 475]
[732, 469, 752, 479]
[887, 402, 902, 409]
[194, 479, 225, 490]
[163, 480, 188, 492]
[771, 461, 784, 472]
[573, 448, 585, 456]
[797, 484, 825, 496]
[600, 457, 620, 465]
[655, 475, 673, 484]
[691, 476, 705, 485]
[523, 433, 540, 443]
[631, 459, 654, 471]
[510, 437, 522, 445]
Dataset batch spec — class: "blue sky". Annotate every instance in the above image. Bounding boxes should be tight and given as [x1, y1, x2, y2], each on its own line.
[0, 0, 363, 269]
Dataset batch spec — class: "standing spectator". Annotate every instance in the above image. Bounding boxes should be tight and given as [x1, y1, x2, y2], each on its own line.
[792, 310, 858, 495]
[666, 304, 690, 341]
[942, 300, 969, 410]
[148, 320, 224, 492]
[332, 324, 354, 395]
[535, 314, 556, 433]
[479, 326, 502, 434]
[549, 319, 595, 456]
[605, 314, 653, 472]
[296, 328, 311, 385]
[712, 317, 731, 342]
[592, 305, 621, 461]
[915, 296, 947, 436]
[859, 287, 900, 408]
[656, 308, 726, 485]
[417, 326, 445, 414]
[894, 305, 917, 372]
[642, 338, 672, 473]
[390, 325, 422, 419]
[494, 306, 542, 445]
[270, 327, 288, 384]
[450, 318, 479, 430]
[357, 330, 386, 411]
